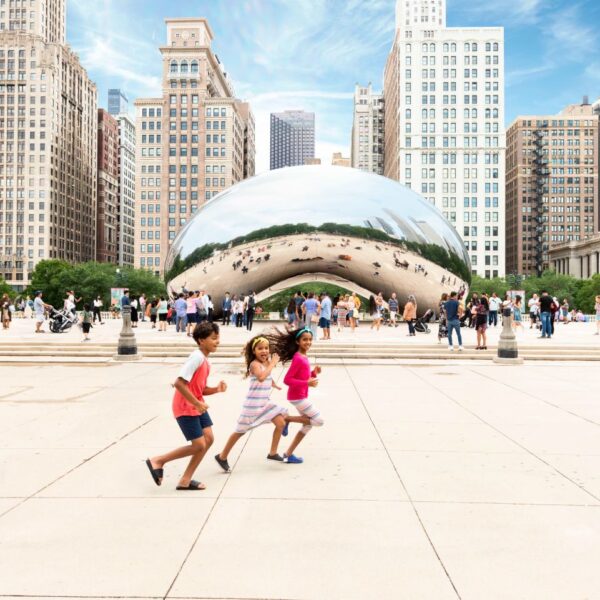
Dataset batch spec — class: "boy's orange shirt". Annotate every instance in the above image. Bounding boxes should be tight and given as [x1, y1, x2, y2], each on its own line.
[172, 349, 210, 418]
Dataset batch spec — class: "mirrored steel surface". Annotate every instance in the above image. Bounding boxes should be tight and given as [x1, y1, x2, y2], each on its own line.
[165, 166, 471, 314]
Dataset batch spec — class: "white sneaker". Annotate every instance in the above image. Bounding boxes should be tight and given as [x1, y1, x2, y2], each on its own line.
[458, 346, 464, 352]
[449, 346, 454, 351]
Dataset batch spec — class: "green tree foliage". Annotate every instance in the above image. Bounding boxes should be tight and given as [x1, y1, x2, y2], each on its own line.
[0, 276, 14, 298]
[469, 275, 509, 297]
[258, 283, 368, 314]
[27, 260, 166, 309]
[575, 274, 600, 313]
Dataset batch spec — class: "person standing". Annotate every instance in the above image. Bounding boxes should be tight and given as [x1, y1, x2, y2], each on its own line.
[403, 295, 417, 336]
[186, 292, 198, 336]
[222, 292, 232, 326]
[388, 292, 399, 327]
[196, 291, 208, 324]
[538, 291, 553, 339]
[319, 292, 332, 340]
[33, 291, 51, 334]
[512, 295, 524, 333]
[302, 292, 319, 337]
[157, 296, 168, 332]
[438, 293, 448, 343]
[174, 294, 188, 334]
[245, 291, 257, 332]
[488, 293, 500, 327]
[369, 293, 384, 331]
[139, 294, 147, 322]
[80, 303, 93, 341]
[130, 296, 139, 328]
[528, 294, 539, 329]
[1, 294, 11, 330]
[92, 296, 104, 324]
[294, 291, 304, 327]
[475, 295, 489, 350]
[594, 295, 600, 335]
[120, 289, 130, 309]
[444, 291, 463, 351]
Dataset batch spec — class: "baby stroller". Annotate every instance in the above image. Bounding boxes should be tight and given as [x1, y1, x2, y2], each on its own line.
[414, 308, 434, 333]
[49, 307, 78, 333]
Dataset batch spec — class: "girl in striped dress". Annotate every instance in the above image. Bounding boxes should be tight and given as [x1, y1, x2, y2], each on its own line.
[215, 336, 288, 472]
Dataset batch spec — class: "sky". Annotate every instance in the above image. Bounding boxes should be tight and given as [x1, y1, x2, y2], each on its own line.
[68, 0, 600, 173]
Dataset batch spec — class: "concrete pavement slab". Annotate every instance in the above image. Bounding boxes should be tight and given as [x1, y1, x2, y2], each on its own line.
[169, 498, 458, 600]
[0, 498, 213, 598]
[389, 450, 597, 505]
[415, 502, 600, 600]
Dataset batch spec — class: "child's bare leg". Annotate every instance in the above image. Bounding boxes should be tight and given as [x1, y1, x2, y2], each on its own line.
[219, 432, 244, 460]
[285, 431, 306, 456]
[285, 415, 310, 425]
[269, 415, 285, 455]
[179, 428, 213, 486]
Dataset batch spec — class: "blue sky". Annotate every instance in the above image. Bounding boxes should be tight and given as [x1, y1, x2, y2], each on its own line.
[68, 0, 600, 172]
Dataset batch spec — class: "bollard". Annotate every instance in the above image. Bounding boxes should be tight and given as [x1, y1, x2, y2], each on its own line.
[493, 307, 523, 365]
[114, 305, 142, 361]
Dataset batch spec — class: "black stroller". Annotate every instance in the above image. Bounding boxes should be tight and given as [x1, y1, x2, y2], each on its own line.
[414, 309, 433, 333]
[49, 307, 78, 333]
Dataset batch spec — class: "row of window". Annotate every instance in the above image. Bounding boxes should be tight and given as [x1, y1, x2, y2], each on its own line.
[405, 42, 500, 53]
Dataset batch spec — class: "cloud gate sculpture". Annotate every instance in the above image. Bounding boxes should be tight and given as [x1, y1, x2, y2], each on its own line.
[165, 166, 471, 315]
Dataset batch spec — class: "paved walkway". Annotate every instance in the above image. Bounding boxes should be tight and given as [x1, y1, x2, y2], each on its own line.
[0, 359, 599, 599]
[2, 313, 600, 347]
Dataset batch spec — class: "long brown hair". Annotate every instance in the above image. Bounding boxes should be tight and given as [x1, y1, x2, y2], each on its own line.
[262, 326, 312, 364]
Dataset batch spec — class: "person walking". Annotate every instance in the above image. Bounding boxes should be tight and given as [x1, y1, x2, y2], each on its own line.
[139, 294, 147, 322]
[157, 296, 169, 332]
[130, 296, 139, 328]
[302, 292, 319, 337]
[186, 292, 198, 336]
[80, 303, 93, 341]
[444, 291, 463, 351]
[369, 293, 383, 331]
[286, 297, 297, 326]
[245, 291, 257, 332]
[336, 295, 348, 332]
[33, 291, 52, 334]
[403, 295, 417, 336]
[512, 295, 524, 333]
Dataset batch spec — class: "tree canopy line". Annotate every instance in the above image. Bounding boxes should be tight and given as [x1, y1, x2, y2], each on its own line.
[1, 261, 599, 315]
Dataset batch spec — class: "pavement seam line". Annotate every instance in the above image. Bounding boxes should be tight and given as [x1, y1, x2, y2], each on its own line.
[410, 367, 600, 504]
[0, 416, 158, 521]
[470, 366, 600, 427]
[345, 365, 463, 600]
[161, 430, 253, 600]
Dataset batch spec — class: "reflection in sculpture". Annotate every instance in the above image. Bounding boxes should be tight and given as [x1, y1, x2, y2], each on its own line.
[165, 166, 471, 315]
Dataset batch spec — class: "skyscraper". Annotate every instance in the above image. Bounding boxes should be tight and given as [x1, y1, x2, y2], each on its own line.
[97, 109, 119, 263]
[0, 0, 97, 289]
[108, 89, 129, 116]
[383, 0, 506, 277]
[506, 99, 599, 276]
[134, 18, 255, 275]
[270, 110, 315, 170]
[351, 83, 384, 174]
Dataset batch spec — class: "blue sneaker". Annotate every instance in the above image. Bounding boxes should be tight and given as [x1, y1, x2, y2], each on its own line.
[282, 421, 289, 437]
[284, 453, 303, 464]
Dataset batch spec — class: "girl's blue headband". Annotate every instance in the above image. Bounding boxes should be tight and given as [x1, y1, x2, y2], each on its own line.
[295, 327, 313, 339]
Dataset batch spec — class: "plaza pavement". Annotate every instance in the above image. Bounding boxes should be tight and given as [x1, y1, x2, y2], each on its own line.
[0, 345, 600, 598]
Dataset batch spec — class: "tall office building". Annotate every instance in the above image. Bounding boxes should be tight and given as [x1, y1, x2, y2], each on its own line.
[383, 0, 505, 277]
[270, 110, 315, 170]
[351, 83, 384, 174]
[108, 88, 128, 116]
[0, 0, 97, 289]
[506, 99, 599, 276]
[134, 18, 255, 275]
[116, 111, 136, 267]
[97, 109, 119, 263]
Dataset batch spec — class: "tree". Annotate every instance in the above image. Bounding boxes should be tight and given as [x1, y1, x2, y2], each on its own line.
[521, 270, 582, 307]
[27, 259, 72, 308]
[575, 274, 600, 313]
[0, 276, 14, 299]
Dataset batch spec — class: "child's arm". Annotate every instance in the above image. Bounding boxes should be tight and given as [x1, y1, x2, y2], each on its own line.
[283, 354, 309, 387]
[250, 355, 280, 382]
[173, 377, 209, 413]
[204, 380, 227, 395]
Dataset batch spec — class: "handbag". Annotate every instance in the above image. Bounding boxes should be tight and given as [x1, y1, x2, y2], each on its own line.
[310, 314, 319, 324]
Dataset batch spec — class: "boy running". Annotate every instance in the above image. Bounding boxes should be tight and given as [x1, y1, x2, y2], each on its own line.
[145, 322, 226, 490]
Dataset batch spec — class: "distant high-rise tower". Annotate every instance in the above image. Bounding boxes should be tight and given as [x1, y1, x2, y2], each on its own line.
[270, 111, 315, 170]
[108, 89, 129, 116]
[351, 84, 384, 174]
[383, 0, 506, 277]
[0, 0, 97, 289]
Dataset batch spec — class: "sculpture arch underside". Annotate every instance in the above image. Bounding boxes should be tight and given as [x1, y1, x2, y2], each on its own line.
[167, 231, 468, 317]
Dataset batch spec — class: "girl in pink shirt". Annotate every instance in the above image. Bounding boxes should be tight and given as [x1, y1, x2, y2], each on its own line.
[265, 326, 324, 464]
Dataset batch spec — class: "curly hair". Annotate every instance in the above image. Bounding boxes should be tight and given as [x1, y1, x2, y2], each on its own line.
[262, 326, 312, 364]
